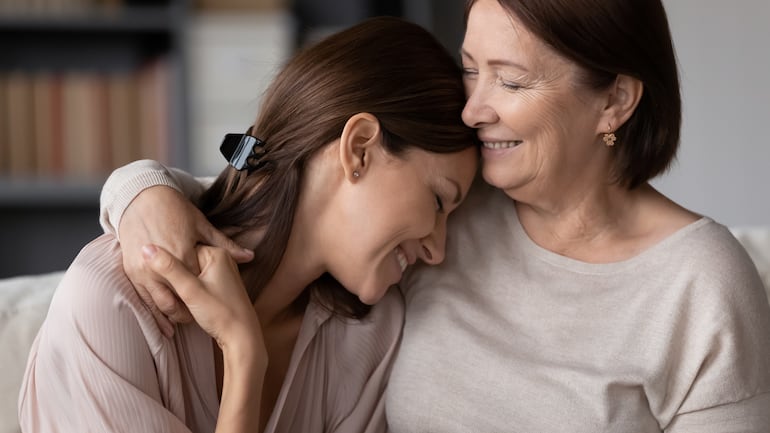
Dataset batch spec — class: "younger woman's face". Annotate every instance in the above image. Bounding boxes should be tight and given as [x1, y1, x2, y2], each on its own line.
[330, 146, 478, 304]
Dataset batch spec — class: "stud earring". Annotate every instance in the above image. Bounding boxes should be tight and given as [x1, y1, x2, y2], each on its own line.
[353, 170, 360, 178]
[603, 123, 617, 147]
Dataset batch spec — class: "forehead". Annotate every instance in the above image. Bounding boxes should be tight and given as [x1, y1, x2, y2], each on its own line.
[404, 147, 478, 188]
[463, 0, 568, 73]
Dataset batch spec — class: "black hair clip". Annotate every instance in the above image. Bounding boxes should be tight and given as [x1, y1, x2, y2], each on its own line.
[219, 127, 266, 171]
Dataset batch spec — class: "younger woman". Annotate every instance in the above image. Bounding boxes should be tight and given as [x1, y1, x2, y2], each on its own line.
[18, 17, 478, 433]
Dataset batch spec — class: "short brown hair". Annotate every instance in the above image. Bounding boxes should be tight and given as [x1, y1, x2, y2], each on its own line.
[200, 17, 477, 318]
[467, 0, 681, 188]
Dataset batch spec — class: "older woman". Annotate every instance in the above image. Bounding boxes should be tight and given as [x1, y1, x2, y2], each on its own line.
[95, 0, 770, 431]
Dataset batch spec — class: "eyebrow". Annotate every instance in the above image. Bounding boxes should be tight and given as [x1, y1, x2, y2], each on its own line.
[459, 48, 529, 72]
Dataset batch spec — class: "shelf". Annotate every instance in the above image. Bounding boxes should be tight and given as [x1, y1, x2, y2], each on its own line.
[0, 178, 103, 208]
[0, 5, 182, 32]
[0, 6, 184, 71]
[0, 0, 185, 278]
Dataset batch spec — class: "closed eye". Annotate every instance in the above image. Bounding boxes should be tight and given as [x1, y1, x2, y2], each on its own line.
[435, 194, 445, 213]
[500, 79, 522, 91]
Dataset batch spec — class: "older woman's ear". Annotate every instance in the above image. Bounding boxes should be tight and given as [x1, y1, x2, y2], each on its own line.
[339, 113, 382, 181]
[598, 74, 644, 136]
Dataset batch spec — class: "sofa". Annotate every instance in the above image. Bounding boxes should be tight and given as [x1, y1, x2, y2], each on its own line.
[2, 228, 769, 433]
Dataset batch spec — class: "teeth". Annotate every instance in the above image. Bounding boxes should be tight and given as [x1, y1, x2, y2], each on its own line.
[483, 141, 522, 149]
[395, 248, 408, 272]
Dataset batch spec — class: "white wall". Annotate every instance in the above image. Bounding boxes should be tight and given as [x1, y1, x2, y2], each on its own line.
[653, 0, 770, 227]
[188, 12, 293, 176]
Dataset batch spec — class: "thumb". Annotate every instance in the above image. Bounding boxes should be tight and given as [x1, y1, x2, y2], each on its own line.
[199, 223, 254, 264]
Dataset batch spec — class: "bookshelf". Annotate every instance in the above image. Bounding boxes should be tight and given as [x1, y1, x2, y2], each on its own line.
[0, 0, 464, 278]
[0, 0, 189, 277]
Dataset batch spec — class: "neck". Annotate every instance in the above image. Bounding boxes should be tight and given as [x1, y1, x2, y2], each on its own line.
[228, 145, 342, 326]
[235, 165, 336, 326]
[515, 182, 650, 250]
[234, 217, 324, 327]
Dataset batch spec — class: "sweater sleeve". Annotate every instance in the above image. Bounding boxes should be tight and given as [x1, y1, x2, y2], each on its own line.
[18, 235, 192, 432]
[664, 227, 770, 432]
[99, 160, 215, 239]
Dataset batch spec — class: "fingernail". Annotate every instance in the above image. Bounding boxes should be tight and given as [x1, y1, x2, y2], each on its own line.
[142, 244, 157, 259]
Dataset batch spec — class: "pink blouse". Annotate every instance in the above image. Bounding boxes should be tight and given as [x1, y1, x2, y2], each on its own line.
[19, 235, 404, 432]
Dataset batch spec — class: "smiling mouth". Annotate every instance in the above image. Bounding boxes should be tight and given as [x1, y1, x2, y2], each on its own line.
[482, 140, 522, 149]
[395, 247, 408, 272]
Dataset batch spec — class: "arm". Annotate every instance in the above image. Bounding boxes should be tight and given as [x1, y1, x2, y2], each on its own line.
[99, 160, 253, 334]
[664, 236, 770, 432]
[18, 237, 195, 432]
[99, 159, 211, 237]
[19, 237, 266, 433]
[143, 244, 268, 432]
[666, 394, 770, 432]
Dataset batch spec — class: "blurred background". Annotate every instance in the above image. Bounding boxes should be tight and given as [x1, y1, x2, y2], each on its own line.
[0, 0, 767, 277]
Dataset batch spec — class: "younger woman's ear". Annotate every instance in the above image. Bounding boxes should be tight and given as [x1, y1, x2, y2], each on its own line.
[597, 74, 644, 135]
[339, 112, 382, 181]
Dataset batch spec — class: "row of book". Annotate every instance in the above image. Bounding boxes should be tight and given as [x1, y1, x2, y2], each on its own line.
[0, 0, 129, 14]
[0, 58, 171, 179]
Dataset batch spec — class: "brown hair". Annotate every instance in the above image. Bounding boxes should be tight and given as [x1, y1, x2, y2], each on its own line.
[466, 0, 681, 189]
[199, 17, 477, 318]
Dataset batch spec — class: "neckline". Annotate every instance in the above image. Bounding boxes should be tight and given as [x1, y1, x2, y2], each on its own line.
[509, 208, 712, 274]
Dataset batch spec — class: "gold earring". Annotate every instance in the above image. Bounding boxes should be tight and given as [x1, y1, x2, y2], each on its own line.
[603, 123, 617, 146]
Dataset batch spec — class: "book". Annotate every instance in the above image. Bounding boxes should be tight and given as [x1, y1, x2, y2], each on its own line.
[5, 71, 36, 176]
[137, 57, 170, 164]
[31, 72, 57, 177]
[61, 71, 102, 179]
[107, 70, 140, 170]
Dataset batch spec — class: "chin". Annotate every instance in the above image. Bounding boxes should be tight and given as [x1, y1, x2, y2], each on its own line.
[481, 164, 512, 190]
[357, 286, 389, 305]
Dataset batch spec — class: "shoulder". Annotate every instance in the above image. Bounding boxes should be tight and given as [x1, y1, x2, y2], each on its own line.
[659, 219, 770, 419]
[324, 286, 405, 356]
[450, 177, 512, 226]
[309, 287, 403, 428]
[673, 218, 764, 296]
[44, 234, 163, 349]
[313, 286, 404, 380]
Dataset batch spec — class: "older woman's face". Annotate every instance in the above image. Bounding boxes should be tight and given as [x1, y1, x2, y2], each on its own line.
[461, 0, 611, 203]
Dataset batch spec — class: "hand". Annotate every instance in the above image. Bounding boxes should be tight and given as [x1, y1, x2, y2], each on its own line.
[141, 244, 265, 354]
[119, 186, 254, 337]
[143, 244, 267, 432]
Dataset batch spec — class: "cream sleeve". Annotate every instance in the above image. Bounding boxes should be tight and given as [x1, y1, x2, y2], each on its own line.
[99, 160, 214, 239]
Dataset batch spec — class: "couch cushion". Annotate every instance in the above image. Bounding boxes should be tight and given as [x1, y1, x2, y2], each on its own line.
[0, 271, 62, 433]
[730, 227, 770, 303]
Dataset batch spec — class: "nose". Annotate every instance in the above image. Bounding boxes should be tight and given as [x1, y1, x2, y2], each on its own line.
[419, 214, 448, 265]
[461, 78, 497, 129]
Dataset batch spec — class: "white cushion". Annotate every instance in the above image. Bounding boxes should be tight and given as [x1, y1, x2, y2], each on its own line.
[729, 226, 770, 302]
[0, 271, 62, 433]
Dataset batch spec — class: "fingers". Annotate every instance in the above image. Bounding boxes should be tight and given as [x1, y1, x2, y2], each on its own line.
[134, 282, 176, 338]
[142, 244, 211, 308]
[200, 222, 254, 264]
[146, 281, 194, 324]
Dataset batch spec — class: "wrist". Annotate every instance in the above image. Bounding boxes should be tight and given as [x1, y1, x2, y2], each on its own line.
[220, 331, 268, 372]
